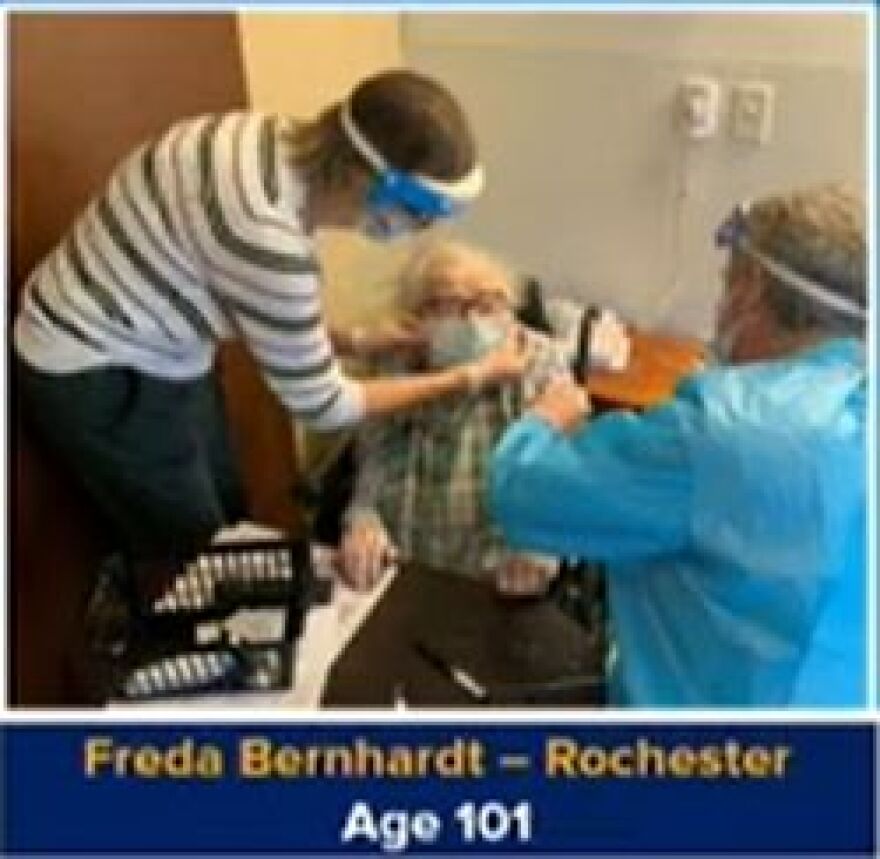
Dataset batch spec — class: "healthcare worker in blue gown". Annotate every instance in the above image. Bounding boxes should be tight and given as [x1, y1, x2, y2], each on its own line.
[489, 186, 867, 708]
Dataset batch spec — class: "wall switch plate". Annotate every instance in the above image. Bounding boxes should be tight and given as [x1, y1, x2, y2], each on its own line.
[731, 81, 775, 145]
[678, 76, 721, 140]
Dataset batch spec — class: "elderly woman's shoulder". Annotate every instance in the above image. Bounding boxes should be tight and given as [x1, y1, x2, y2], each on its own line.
[520, 326, 571, 380]
[521, 327, 555, 350]
[522, 326, 567, 358]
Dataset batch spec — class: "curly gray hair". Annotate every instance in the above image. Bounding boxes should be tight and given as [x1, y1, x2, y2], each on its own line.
[745, 185, 866, 337]
[397, 240, 519, 314]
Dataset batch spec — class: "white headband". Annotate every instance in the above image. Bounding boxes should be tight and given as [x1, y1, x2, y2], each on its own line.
[741, 240, 867, 322]
[339, 99, 485, 203]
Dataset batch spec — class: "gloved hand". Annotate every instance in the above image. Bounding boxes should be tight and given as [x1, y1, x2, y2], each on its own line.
[589, 309, 631, 372]
[495, 553, 559, 597]
[338, 518, 398, 592]
[529, 375, 591, 433]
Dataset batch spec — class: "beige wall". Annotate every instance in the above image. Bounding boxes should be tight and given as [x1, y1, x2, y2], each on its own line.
[238, 12, 408, 330]
[403, 12, 868, 337]
[239, 13, 401, 116]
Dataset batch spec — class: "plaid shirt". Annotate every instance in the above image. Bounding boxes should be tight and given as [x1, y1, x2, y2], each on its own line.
[346, 331, 568, 575]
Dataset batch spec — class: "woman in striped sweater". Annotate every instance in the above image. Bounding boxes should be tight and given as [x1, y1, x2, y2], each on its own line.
[14, 69, 527, 562]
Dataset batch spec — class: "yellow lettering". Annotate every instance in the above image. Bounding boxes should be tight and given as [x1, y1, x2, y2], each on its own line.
[580, 747, 606, 777]
[275, 746, 301, 777]
[134, 747, 161, 777]
[435, 742, 458, 777]
[386, 749, 413, 778]
[636, 738, 667, 777]
[239, 737, 272, 778]
[697, 746, 723, 778]
[724, 741, 743, 777]
[167, 739, 193, 777]
[743, 748, 772, 777]
[468, 740, 486, 777]
[609, 747, 634, 777]
[773, 746, 792, 776]
[84, 737, 113, 777]
[668, 746, 696, 777]
[546, 738, 579, 777]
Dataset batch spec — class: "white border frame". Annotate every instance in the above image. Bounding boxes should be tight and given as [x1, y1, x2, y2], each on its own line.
[1, 2, 876, 728]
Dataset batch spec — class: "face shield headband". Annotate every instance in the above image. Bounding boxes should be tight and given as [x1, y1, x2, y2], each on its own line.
[715, 201, 867, 322]
[339, 100, 485, 224]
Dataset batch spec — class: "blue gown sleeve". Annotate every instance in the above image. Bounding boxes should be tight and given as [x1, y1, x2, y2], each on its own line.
[489, 402, 696, 565]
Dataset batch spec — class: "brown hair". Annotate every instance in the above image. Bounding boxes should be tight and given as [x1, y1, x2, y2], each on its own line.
[290, 69, 478, 189]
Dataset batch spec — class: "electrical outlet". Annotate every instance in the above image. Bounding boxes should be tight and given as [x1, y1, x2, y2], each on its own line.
[678, 76, 720, 140]
[731, 81, 775, 145]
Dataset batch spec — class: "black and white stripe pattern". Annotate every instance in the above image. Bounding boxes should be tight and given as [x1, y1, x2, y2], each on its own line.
[15, 112, 364, 429]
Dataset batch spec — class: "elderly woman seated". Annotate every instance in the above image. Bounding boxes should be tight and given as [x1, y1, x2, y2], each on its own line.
[338, 241, 576, 596]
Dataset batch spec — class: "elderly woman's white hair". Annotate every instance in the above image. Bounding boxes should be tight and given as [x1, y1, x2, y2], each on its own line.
[397, 240, 519, 314]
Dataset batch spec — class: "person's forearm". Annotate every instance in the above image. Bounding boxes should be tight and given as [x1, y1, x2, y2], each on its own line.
[351, 324, 528, 417]
[329, 325, 360, 359]
[359, 368, 473, 417]
[490, 408, 692, 564]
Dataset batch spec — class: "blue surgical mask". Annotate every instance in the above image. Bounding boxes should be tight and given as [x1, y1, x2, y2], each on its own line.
[709, 284, 760, 365]
[360, 204, 431, 243]
[360, 208, 412, 242]
[426, 315, 508, 369]
[707, 329, 736, 366]
[708, 308, 740, 365]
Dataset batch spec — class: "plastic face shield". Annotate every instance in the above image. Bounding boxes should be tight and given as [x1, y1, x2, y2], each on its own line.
[714, 201, 867, 323]
[340, 100, 484, 233]
[367, 169, 464, 225]
[715, 202, 751, 252]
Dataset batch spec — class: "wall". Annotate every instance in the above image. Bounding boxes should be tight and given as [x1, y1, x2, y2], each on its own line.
[402, 12, 867, 337]
[238, 12, 407, 331]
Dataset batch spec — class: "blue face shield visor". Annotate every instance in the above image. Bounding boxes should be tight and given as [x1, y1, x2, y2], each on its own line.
[715, 202, 751, 251]
[340, 99, 485, 230]
[367, 169, 466, 225]
[715, 201, 867, 322]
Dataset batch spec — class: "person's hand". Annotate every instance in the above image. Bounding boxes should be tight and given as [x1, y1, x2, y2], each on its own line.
[495, 554, 559, 597]
[529, 375, 591, 433]
[338, 520, 397, 591]
[468, 324, 530, 389]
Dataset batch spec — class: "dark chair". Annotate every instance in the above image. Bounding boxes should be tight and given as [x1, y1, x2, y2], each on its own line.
[516, 276, 555, 334]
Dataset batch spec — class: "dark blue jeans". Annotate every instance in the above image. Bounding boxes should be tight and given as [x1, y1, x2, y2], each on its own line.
[17, 358, 247, 563]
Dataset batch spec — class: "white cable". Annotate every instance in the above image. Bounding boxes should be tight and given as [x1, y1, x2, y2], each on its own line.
[649, 137, 690, 327]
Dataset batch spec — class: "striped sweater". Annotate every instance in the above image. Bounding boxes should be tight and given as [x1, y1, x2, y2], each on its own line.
[14, 112, 364, 430]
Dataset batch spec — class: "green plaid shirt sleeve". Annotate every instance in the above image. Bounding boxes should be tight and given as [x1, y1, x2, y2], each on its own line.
[345, 417, 394, 529]
[345, 334, 567, 573]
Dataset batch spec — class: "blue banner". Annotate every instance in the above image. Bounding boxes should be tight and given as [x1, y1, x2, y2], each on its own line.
[1, 723, 875, 855]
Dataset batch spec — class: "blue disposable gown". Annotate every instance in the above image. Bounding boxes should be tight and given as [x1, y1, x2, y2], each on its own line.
[489, 339, 866, 707]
